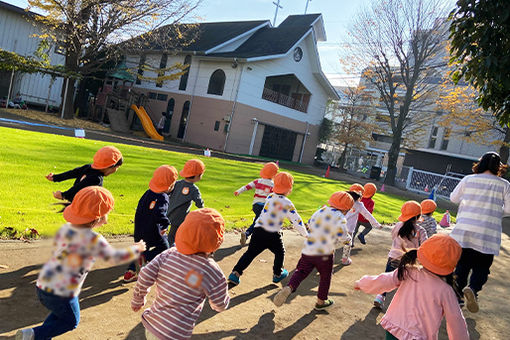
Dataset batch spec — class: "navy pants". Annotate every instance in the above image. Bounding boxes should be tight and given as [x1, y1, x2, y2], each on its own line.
[128, 238, 169, 272]
[33, 288, 80, 339]
[455, 247, 494, 295]
[245, 203, 264, 237]
[233, 227, 285, 276]
[352, 221, 373, 242]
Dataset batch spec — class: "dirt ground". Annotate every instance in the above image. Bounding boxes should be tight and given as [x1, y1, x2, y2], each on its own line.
[0, 226, 509, 340]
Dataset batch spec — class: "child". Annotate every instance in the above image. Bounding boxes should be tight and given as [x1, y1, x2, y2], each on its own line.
[166, 159, 205, 246]
[45, 146, 123, 202]
[373, 200, 428, 309]
[234, 162, 278, 246]
[16, 186, 145, 340]
[228, 172, 308, 286]
[273, 191, 354, 310]
[352, 182, 377, 246]
[419, 199, 438, 237]
[355, 234, 469, 340]
[123, 165, 179, 283]
[342, 183, 382, 265]
[131, 208, 230, 340]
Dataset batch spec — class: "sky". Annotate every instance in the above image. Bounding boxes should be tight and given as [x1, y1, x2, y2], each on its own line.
[6, 0, 453, 87]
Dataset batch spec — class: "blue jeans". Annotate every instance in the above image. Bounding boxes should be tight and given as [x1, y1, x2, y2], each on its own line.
[33, 287, 80, 339]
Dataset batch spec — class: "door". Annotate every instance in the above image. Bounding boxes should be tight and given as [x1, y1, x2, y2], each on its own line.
[259, 125, 297, 161]
[177, 101, 190, 138]
[164, 98, 174, 134]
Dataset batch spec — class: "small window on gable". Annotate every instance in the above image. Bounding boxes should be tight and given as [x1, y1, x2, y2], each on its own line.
[136, 54, 146, 85]
[207, 69, 226, 96]
[214, 121, 220, 131]
[179, 55, 192, 91]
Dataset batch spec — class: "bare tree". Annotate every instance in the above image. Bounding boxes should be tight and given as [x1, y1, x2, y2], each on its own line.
[346, 0, 450, 185]
[27, 0, 201, 118]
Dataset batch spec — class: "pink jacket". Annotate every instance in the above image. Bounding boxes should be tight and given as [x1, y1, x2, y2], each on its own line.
[357, 268, 469, 340]
[388, 222, 428, 260]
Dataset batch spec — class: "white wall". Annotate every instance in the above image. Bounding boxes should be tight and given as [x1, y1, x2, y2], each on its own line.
[0, 7, 64, 106]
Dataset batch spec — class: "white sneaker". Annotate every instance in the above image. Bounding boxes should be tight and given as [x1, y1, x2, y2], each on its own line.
[341, 258, 352, 266]
[373, 294, 385, 309]
[463, 287, 479, 313]
[273, 286, 292, 307]
[16, 328, 34, 340]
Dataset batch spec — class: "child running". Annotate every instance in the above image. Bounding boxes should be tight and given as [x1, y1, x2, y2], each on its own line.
[234, 162, 278, 246]
[418, 199, 438, 237]
[123, 165, 179, 283]
[355, 234, 469, 340]
[45, 146, 123, 202]
[228, 172, 308, 286]
[131, 208, 230, 340]
[167, 159, 205, 246]
[342, 183, 382, 265]
[273, 191, 354, 310]
[373, 200, 428, 309]
[352, 182, 377, 246]
[16, 186, 145, 340]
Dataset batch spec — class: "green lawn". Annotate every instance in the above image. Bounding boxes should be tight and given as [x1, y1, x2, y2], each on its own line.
[0, 126, 449, 238]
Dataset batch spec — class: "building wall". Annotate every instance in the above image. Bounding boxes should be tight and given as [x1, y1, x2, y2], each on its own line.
[0, 7, 64, 106]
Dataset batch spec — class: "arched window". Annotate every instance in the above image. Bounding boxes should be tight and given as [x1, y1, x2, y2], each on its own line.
[163, 98, 175, 134]
[177, 101, 190, 139]
[207, 69, 226, 95]
[179, 55, 191, 91]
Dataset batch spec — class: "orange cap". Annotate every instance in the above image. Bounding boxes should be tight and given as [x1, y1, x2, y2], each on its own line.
[398, 200, 422, 222]
[363, 183, 377, 198]
[349, 183, 364, 196]
[175, 208, 225, 255]
[91, 146, 123, 169]
[328, 191, 354, 211]
[63, 186, 114, 224]
[421, 199, 437, 214]
[149, 165, 178, 193]
[273, 172, 294, 194]
[179, 159, 205, 178]
[260, 162, 279, 179]
[417, 234, 461, 275]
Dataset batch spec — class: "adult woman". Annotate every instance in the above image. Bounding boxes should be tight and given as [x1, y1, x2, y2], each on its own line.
[450, 152, 510, 313]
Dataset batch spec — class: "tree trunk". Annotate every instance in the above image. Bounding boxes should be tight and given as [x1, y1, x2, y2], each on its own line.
[61, 51, 79, 119]
[384, 128, 403, 186]
[338, 144, 348, 170]
[499, 127, 510, 164]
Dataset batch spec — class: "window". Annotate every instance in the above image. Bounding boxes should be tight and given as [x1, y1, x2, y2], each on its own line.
[214, 121, 220, 131]
[441, 128, 450, 150]
[179, 55, 191, 91]
[428, 126, 438, 148]
[372, 133, 393, 144]
[156, 53, 168, 88]
[54, 42, 66, 55]
[136, 55, 146, 85]
[177, 101, 190, 139]
[207, 69, 226, 95]
[148, 92, 157, 99]
[157, 93, 168, 101]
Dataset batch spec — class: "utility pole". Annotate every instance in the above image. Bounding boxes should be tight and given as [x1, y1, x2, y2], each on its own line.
[272, 0, 283, 26]
[304, 0, 311, 14]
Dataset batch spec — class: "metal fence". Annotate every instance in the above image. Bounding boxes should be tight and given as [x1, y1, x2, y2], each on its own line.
[403, 167, 462, 199]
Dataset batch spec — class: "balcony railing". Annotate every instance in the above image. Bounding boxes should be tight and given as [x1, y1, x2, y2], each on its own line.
[262, 87, 308, 113]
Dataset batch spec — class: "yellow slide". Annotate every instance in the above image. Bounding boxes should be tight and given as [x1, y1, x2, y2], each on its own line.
[130, 104, 164, 141]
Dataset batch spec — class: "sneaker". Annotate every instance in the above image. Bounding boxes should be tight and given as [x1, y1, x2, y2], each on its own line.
[341, 258, 352, 266]
[228, 272, 240, 286]
[315, 299, 334, 310]
[358, 234, 366, 245]
[463, 287, 479, 313]
[240, 232, 247, 246]
[15, 328, 34, 340]
[273, 286, 292, 307]
[123, 270, 138, 283]
[273, 269, 289, 283]
[373, 294, 385, 309]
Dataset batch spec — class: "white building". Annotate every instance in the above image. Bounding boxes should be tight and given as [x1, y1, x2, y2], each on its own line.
[0, 1, 64, 108]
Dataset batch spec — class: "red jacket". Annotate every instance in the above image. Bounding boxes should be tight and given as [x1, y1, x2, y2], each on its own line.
[358, 197, 374, 223]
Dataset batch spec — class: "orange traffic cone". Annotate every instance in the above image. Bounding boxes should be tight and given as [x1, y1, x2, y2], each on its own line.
[325, 165, 331, 178]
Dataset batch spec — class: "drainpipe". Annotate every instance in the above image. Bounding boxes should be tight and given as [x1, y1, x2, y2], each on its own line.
[249, 118, 259, 155]
[223, 60, 243, 152]
[182, 59, 201, 142]
[298, 122, 310, 163]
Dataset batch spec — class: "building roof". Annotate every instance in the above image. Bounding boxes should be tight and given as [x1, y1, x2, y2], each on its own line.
[0, 1, 39, 17]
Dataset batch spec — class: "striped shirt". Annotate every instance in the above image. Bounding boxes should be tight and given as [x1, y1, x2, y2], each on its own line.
[418, 215, 437, 238]
[345, 201, 381, 234]
[255, 193, 308, 237]
[132, 248, 229, 340]
[235, 178, 274, 204]
[450, 173, 510, 255]
[302, 206, 350, 255]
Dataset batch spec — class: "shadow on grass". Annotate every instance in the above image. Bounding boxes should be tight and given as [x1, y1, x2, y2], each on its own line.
[0, 263, 130, 334]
